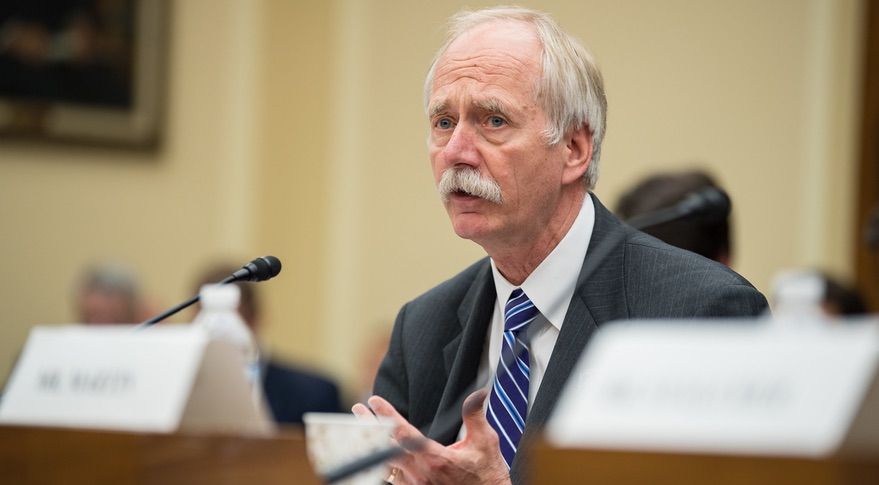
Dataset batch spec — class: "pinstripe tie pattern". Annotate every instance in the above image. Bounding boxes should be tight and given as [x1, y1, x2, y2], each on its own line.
[487, 288, 538, 469]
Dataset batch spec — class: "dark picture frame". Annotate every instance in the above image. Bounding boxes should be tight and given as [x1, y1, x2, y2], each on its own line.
[0, 0, 167, 148]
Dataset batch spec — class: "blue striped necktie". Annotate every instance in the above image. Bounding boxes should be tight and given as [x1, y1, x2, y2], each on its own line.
[487, 288, 538, 469]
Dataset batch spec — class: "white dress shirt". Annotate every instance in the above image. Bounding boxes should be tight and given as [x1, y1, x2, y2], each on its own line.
[459, 194, 595, 439]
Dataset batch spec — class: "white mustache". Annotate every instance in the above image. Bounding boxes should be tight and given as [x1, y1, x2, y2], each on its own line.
[437, 167, 503, 204]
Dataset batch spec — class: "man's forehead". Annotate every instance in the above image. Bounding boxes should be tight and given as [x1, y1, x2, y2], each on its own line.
[428, 20, 541, 105]
[443, 19, 539, 59]
[427, 65, 538, 115]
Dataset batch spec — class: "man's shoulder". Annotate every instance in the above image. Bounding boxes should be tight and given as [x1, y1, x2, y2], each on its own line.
[620, 231, 767, 316]
[624, 231, 749, 284]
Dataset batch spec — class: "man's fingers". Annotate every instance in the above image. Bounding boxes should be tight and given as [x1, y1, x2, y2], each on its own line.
[363, 395, 445, 483]
[450, 389, 510, 482]
[462, 388, 489, 417]
[351, 402, 375, 420]
[367, 395, 422, 441]
[367, 395, 447, 456]
[458, 389, 500, 446]
[366, 395, 406, 420]
[353, 399, 421, 482]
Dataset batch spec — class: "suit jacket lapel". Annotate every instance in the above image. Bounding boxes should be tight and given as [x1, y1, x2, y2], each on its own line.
[511, 195, 631, 480]
[427, 259, 496, 444]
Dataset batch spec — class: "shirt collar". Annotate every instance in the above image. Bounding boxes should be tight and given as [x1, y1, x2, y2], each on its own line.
[491, 193, 595, 330]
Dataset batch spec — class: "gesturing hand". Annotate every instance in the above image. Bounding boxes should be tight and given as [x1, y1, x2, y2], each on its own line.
[351, 389, 511, 485]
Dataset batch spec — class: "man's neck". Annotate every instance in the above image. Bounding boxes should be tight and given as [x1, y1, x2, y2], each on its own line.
[486, 189, 586, 285]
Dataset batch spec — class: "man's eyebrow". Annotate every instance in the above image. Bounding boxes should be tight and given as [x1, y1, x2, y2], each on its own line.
[428, 101, 448, 119]
[474, 98, 510, 116]
[428, 97, 512, 118]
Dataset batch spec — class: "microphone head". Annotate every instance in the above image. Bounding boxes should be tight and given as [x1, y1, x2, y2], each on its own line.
[678, 187, 731, 221]
[240, 256, 282, 282]
[263, 255, 283, 279]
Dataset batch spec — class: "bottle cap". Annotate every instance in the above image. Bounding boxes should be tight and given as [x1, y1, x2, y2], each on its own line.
[199, 284, 241, 310]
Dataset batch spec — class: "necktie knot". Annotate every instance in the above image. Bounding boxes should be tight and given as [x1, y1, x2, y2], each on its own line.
[504, 288, 538, 334]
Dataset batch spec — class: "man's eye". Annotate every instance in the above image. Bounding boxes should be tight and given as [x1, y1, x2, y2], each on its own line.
[436, 118, 453, 129]
[488, 116, 506, 127]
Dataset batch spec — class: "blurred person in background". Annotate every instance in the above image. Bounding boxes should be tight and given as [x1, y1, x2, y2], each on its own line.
[819, 273, 867, 317]
[194, 263, 341, 425]
[613, 171, 872, 318]
[616, 169, 732, 266]
[74, 261, 144, 324]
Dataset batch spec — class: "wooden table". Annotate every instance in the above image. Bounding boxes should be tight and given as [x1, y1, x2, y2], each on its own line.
[0, 424, 319, 485]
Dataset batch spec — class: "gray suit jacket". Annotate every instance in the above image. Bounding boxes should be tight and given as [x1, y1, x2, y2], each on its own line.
[374, 195, 768, 484]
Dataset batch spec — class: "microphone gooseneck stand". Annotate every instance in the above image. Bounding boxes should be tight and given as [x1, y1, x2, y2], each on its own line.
[137, 256, 282, 328]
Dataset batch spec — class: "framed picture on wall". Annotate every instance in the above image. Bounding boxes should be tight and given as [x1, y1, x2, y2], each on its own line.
[0, 0, 167, 148]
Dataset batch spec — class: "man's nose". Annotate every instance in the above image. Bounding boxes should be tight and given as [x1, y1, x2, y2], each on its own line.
[442, 123, 481, 168]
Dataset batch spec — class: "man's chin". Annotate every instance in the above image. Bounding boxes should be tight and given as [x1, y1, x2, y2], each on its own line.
[449, 215, 493, 242]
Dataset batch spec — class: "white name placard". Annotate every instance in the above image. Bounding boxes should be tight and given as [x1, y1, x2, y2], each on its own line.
[0, 325, 273, 435]
[546, 319, 879, 457]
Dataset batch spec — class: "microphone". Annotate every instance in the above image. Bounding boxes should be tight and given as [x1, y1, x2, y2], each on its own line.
[625, 186, 730, 231]
[138, 256, 283, 327]
[227, 255, 282, 283]
[321, 438, 425, 484]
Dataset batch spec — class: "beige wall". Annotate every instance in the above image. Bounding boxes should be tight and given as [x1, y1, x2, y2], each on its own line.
[0, 0, 265, 379]
[0, 0, 864, 397]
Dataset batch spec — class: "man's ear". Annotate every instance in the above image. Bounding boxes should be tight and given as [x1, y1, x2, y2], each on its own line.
[561, 123, 593, 185]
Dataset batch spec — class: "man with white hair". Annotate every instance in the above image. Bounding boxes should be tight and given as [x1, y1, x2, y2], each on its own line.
[354, 7, 767, 484]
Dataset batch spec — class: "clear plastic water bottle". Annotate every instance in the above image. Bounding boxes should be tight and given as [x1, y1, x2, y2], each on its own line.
[771, 269, 827, 328]
[193, 284, 261, 386]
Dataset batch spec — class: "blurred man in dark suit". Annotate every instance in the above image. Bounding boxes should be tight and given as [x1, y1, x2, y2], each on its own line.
[195, 264, 341, 425]
[616, 172, 869, 317]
